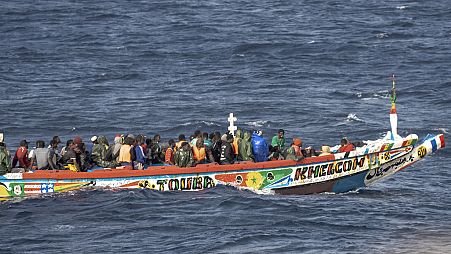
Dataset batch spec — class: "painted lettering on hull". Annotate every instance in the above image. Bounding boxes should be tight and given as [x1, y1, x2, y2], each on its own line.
[294, 157, 366, 181]
[365, 154, 415, 184]
[139, 176, 216, 191]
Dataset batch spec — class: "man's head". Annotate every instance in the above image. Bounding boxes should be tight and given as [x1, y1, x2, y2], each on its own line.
[20, 140, 29, 148]
[181, 141, 190, 151]
[36, 140, 45, 148]
[91, 136, 98, 144]
[196, 138, 204, 148]
[168, 139, 175, 148]
[341, 138, 348, 146]
[178, 134, 186, 142]
[50, 139, 59, 149]
[153, 134, 161, 143]
[278, 129, 285, 138]
[0, 132, 4, 143]
[226, 134, 234, 143]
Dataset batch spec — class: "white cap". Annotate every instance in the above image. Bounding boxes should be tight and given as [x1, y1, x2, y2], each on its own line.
[91, 136, 98, 142]
[0, 133, 3, 143]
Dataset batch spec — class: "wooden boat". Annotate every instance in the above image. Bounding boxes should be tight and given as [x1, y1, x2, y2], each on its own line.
[0, 77, 445, 197]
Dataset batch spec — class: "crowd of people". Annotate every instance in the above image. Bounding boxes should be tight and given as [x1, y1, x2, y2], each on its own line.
[0, 129, 356, 175]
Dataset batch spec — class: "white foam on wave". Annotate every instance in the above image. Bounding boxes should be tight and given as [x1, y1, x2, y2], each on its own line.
[346, 113, 365, 122]
[245, 120, 269, 127]
[180, 121, 220, 127]
[376, 33, 389, 39]
[308, 40, 315, 44]
[396, 5, 408, 10]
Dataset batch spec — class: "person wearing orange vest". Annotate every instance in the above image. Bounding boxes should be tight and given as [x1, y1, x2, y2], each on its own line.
[175, 134, 187, 151]
[192, 138, 214, 164]
[232, 129, 243, 156]
[165, 139, 176, 165]
[337, 138, 355, 153]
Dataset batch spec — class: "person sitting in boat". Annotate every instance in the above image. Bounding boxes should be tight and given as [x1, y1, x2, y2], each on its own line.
[285, 138, 304, 161]
[30, 140, 50, 170]
[174, 142, 194, 167]
[271, 129, 286, 152]
[12, 140, 31, 169]
[48, 136, 61, 152]
[220, 134, 235, 164]
[60, 140, 80, 171]
[337, 138, 355, 153]
[211, 133, 222, 163]
[119, 136, 134, 166]
[318, 145, 332, 156]
[203, 132, 212, 147]
[165, 139, 176, 165]
[134, 135, 147, 169]
[73, 136, 92, 171]
[232, 129, 243, 156]
[149, 134, 164, 164]
[238, 131, 254, 162]
[190, 130, 202, 147]
[0, 133, 12, 175]
[268, 145, 284, 161]
[252, 131, 269, 163]
[176, 134, 188, 151]
[48, 139, 61, 170]
[92, 136, 118, 168]
[193, 138, 214, 164]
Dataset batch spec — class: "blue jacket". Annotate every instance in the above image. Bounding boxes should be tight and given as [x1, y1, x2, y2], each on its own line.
[251, 133, 268, 162]
[135, 145, 146, 164]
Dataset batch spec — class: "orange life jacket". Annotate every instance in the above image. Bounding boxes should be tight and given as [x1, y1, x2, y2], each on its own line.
[192, 146, 206, 161]
[232, 138, 241, 155]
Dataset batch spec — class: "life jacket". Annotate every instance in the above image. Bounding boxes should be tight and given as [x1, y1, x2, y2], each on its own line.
[232, 138, 241, 155]
[338, 143, 355, 153]
[192, 146, 206, 162]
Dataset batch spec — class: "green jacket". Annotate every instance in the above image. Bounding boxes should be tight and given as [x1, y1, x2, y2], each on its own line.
[238, 131, 254, 162]
[174, 148, 194, 168]
[92, 136, 116, 168]
[0, 146, 11, 175]
[271, 135, 286, 150]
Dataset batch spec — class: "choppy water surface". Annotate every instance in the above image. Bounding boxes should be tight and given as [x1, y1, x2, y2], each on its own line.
[0, 0, 450, 253]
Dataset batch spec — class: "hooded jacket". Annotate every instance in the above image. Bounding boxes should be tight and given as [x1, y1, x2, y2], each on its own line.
[0, 145, 11, 175]
[251, 132, 268, 162]
[238, 131, 254, 162]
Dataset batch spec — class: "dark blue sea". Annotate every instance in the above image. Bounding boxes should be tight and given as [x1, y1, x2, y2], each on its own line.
[1, 0, 450, 253]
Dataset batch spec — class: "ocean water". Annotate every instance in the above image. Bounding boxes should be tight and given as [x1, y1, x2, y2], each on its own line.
[0, 0, 450, 253]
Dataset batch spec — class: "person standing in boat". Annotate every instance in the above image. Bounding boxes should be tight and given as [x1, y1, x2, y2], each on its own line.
[220, 134, 235, 164]
[29, 140, 51, 170]
[174, 142, 194, 167]
[12, 140, 31, 169]
[0, 133, 12, 175]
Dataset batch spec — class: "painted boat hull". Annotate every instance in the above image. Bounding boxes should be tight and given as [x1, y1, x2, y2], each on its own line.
[0, 134, 445, 198]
